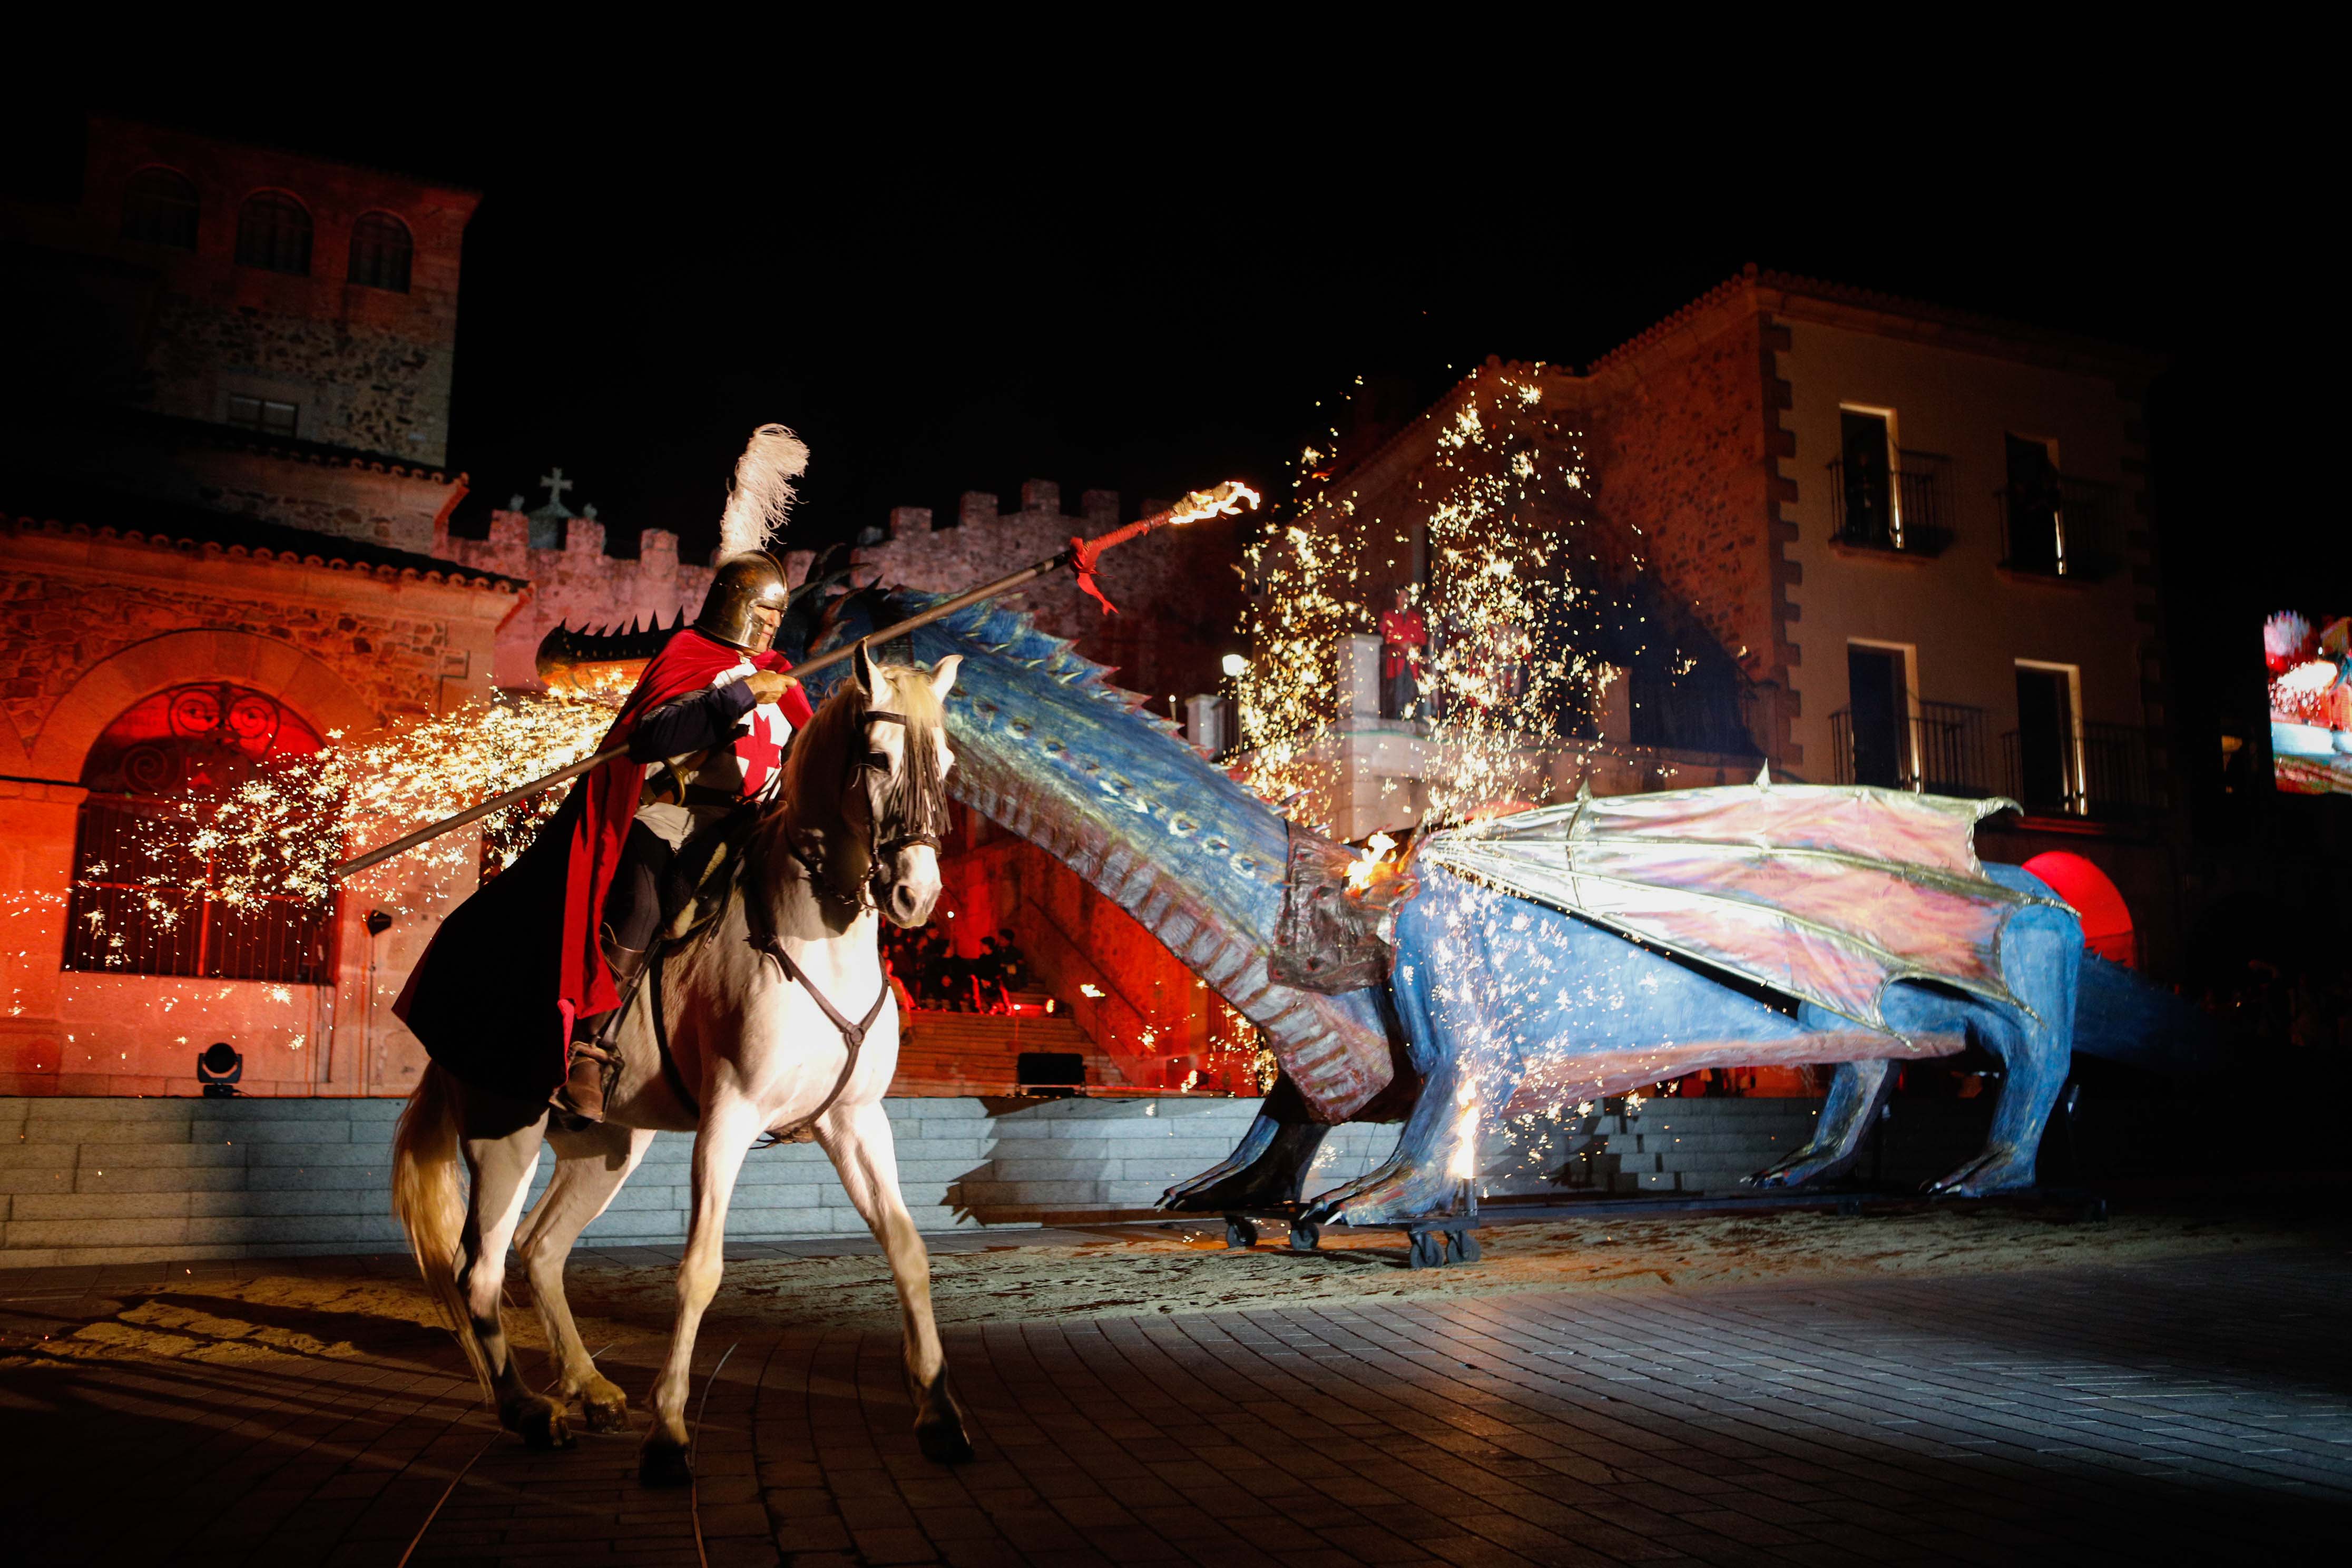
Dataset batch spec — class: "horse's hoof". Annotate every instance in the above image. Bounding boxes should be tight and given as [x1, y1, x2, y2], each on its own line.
[916, 1417, 975, 1464]
[504, 1394, 574, 1451]
[582, 1396, 629, 1434]
[639, 1439, 694, 1487]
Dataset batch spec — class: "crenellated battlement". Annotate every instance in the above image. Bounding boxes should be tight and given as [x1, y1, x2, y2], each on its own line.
[443, 477, 1238, 697]
[438, 505, 812, 690]
[855, 483, 1201, 649]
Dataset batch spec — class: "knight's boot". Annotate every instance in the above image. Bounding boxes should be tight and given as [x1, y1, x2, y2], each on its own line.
[553, 1042, 616, 1125]
[552, 938, 649, 1125]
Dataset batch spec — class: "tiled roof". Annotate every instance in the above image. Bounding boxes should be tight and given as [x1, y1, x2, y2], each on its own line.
[2, 486, 525, 592]
[84, 407, 463, 484]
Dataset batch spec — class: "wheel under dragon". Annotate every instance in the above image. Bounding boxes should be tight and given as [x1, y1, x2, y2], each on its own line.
[791, 586, 2207, 1223]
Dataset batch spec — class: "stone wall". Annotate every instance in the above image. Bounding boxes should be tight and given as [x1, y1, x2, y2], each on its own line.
[0, 519, 514, 1100]
[62, 115, 479, 466]
[2, 524, 493, 753]
[437, 508, 724, 690]
[854, 482, 1245, 708]
[141, 297, 461, 460]
[0, 419, 465, 559]
[1589, 297, 1791, 762]
[0, 1094, 1405, 1267]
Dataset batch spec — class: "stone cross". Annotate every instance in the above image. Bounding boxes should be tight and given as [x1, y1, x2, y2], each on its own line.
[538, 468, 574, 509]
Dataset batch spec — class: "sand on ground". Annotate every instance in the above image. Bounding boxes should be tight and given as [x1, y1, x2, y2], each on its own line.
[5, 1197, 2337, 1373]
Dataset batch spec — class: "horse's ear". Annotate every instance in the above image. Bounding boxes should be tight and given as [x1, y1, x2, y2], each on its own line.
[851, 638, 879, 699]
[927, 654, 963, 701]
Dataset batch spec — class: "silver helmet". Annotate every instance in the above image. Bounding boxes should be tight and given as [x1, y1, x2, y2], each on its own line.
[694, 553, 791, 650]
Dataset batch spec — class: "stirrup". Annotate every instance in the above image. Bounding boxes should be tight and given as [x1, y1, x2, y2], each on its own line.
[552, 1038, 620, 1125]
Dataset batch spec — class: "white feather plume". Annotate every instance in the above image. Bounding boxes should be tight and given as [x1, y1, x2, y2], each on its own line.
[717, 423, 809, 558]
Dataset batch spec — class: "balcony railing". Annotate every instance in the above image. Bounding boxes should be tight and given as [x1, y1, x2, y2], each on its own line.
[1996, 475, 2118, 580]
[1829, 699, 1991, 797]
[2001, 721, 2158, 821]
[1826, 450, 1953, 556]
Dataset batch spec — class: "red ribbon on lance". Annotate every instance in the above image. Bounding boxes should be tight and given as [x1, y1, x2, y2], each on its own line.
[1070, 521, 1143, 616]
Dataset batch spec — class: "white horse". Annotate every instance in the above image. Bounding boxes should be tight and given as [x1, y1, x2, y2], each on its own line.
[393, 645, 972, 1483]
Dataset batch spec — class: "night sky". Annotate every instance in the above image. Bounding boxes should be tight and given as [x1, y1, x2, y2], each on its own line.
[29, 91, 2332, 824]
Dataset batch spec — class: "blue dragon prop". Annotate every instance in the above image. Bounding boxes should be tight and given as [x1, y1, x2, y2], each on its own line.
[792, 586, 2204, 1221]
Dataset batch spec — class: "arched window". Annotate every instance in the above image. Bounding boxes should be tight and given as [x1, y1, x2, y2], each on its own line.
[235, 190, 312, 275]
[347, 211, 413, 292]
[64, 683, 332, 982]
[121, 165, 199, 250]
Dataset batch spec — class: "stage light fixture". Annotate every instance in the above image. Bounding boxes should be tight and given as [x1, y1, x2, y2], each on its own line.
[196, 1041, 243, 1097]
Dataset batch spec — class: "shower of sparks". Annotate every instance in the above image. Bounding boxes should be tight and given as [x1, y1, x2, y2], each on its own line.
[1447, 1091, 1481, 1179]
[1212, 365, 1768, 1183]
[74, 687, 622, 959]
[1231, 366, 1620, 825]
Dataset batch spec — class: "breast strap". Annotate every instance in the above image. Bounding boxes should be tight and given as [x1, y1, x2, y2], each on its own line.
[737, 869, 890, 1141]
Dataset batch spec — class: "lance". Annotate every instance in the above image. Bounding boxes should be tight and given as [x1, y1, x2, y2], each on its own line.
[330, 481, 1259, 880]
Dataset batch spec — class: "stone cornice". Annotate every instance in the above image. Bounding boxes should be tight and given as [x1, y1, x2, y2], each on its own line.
[4, 515, 524, 621]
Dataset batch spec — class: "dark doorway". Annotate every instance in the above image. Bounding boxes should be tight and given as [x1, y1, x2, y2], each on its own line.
[1840, 410, 1895, 547]
[1847, 645, 1908, 788]
[2004, 434, 2062, 573]
[2015, 666, 2076, 811]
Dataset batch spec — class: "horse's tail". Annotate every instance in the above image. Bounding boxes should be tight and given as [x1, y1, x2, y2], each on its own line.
[391, 1062, 491, 1396]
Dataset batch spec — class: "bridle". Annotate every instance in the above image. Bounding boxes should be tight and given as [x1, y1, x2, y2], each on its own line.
[775, 700, 948, 909]
[855, 709, 946, 860]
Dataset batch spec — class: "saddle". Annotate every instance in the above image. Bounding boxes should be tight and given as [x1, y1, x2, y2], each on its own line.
[579, 803, 883, 1145]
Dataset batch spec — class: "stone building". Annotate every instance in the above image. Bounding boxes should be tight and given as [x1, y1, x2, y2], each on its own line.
[1275, 266, 2181, 973]
[0, 114, 1253, 1099]
[1, 117, 518, 1097]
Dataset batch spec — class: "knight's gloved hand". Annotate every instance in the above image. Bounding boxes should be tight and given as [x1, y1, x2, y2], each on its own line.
[744, 669, 793, 704]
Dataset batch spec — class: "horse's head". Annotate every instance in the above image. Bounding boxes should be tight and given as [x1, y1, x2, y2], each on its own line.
[844, 641, 961, 927]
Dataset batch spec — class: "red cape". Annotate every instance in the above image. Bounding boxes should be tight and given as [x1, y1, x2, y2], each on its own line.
[559, 629, 813, 1018]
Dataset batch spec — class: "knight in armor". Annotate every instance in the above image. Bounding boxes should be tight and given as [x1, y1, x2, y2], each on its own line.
[395, 551, 816, 1122]
[559, 553, 817, 1119]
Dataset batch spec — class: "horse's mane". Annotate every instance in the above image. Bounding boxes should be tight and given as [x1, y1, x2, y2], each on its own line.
[757, 659, 949, 855]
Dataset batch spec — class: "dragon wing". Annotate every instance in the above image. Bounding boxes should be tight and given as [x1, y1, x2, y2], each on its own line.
[1422, 773, 2065, 1034]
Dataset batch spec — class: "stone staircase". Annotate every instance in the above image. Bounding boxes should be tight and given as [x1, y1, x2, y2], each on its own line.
[1540, 1097, 1828, 1197]
[1, 1093, 1381, 1268]
[891, 1003, 1114, 1096]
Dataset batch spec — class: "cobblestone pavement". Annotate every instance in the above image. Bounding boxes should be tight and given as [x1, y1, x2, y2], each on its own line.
[2, 1240, 2345, 1565]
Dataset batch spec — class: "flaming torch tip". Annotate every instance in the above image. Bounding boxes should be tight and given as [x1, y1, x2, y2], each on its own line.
[1167, 479, 1262, 528]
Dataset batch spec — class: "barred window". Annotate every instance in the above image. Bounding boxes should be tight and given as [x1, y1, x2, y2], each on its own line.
[348, 211, 412, 292]
[235, 190, 312, 275]
[225, 395, 299, 438]
[121, 165, 199, 249]
[64, 683, 332, 984]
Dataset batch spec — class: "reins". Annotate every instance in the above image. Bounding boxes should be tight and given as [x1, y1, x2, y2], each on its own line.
[646, 688, 943, 1139]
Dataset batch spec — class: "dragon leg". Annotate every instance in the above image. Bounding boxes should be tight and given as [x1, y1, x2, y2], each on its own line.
[1746, 1057, 1894, 1189]
[1159, 1077, 1334, 1211]
[1300, 1046, 1491, 1224]
[1924, 890, 2081, 1197]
